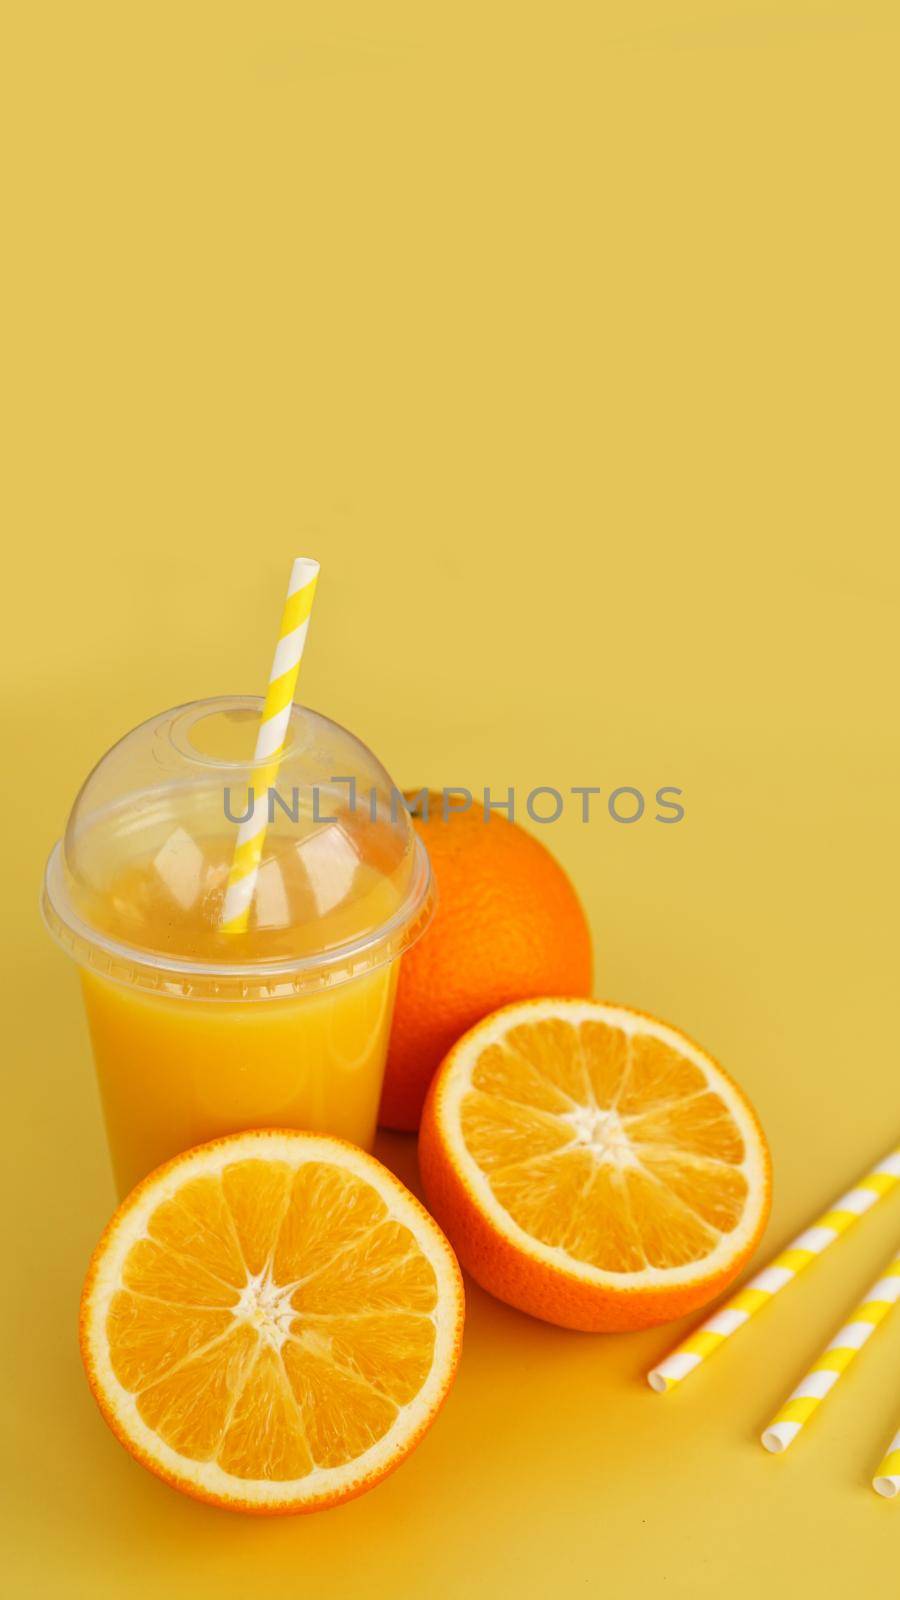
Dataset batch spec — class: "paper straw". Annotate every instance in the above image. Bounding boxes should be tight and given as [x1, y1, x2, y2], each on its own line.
[220, 557, 320, 933]
[647, 1144, 900, 1393]
[761, 1251, 900, 1452]
[873, 1426, 900, 1498]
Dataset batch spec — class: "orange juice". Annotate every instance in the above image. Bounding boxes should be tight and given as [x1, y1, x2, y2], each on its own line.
[80, 849, 402, 1193]
[80, 967, 399, 1194]
[43, 698, 434, 1194]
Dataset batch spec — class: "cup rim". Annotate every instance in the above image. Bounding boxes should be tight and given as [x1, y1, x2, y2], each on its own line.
[42, 835, 434, 1000]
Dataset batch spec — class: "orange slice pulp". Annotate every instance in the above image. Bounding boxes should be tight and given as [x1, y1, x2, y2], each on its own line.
[419, 999, 771, 1331]
[80, 1131, 464, 1513]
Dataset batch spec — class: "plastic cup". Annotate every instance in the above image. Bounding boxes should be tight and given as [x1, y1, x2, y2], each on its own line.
[42, 697, 434, 1195]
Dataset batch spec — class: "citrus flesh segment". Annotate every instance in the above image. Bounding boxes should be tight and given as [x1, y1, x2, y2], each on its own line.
[419, 1000, 771, 1331]
[81, 1132, 464, 1513]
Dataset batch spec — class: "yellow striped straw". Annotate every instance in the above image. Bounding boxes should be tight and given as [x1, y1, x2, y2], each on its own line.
[648, 1144, 900, 1393]
[873, 1425, 900, 1498]
[761, 1251, 900, 1452]
[220, 557, 320, 934]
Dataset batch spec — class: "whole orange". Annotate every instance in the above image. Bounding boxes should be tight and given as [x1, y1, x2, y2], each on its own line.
[379, 797, 593, 1130]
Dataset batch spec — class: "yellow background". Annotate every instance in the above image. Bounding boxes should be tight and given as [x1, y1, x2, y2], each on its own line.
[4, 3, 899, 1594]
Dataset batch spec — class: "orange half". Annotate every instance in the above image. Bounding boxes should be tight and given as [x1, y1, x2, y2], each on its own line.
[419, 999, 771, 1331]
[80, 1131, 464, 1513]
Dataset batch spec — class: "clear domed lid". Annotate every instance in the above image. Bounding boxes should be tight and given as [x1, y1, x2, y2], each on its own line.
[43, 697, 433, 998]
